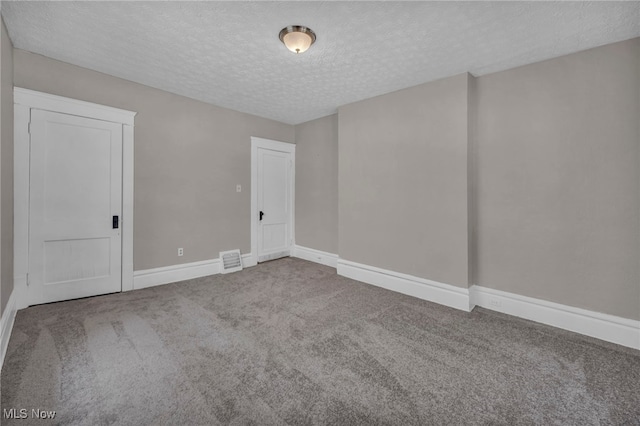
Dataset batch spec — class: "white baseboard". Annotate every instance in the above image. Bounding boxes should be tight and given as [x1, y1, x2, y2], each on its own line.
[292, 245, 338, 268]
[13, 275, 29, 310]
[12, 252, 637, 352]
[337, 259, 471, 312]
[470, 285, 640, 350]
[242, 253, 258, 269]
[1, 289, 18, 370]
[334, 257, 639, 349]
[133, 253, 254, 290]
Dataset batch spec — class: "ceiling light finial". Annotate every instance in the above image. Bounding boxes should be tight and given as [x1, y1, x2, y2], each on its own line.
[279, 26, 316, 54]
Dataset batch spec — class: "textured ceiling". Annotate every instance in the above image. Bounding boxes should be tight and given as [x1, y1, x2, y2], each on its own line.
[2, 1, 639, 125]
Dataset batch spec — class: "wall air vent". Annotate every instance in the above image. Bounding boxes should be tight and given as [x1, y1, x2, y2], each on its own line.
[219, 249, 243, 274]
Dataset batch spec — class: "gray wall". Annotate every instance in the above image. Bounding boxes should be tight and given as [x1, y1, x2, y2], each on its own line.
[339, 74, 471, 288]
[475, 38, 640, 320]
[13, 49, 294, 271]
[294, 114, 338, 254]
[0, 17, 13, 316]
[334, 38, 639, 320]
[9, 36, 640, 321]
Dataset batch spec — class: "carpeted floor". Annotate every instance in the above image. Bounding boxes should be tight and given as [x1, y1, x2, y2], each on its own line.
[1, 257, 639, 425]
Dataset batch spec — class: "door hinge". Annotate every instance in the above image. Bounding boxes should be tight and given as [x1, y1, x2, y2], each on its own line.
[26, 273, 30, 286]
[28, 121, 31, 135]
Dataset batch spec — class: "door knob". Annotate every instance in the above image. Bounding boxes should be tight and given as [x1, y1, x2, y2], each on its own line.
[112, 215, 119, 229]
[259, 211, 264, 221]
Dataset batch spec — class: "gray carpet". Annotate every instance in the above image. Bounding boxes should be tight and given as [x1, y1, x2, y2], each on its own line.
[1, 257, 639, 425]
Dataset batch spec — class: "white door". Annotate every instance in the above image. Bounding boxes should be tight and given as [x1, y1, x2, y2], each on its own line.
[257, 146, 293, 262]
[28, 109, 123, 305]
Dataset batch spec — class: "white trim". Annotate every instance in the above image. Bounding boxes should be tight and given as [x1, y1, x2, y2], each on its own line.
[292, 245, 338, 268]
[121, 124, 135, 292]
[14, 88, 135, 125]
[133, 253, 254, 290]
[250, 137, 295, 266]
[470, 285, 640, 350]
[334, 258, 639, 349]
[337, 258, 472, 312]
[13, 88, 136, 307]
[242, 253, 258, 269]
[12, 276, 28, 311]
[0, 290, 18, 370]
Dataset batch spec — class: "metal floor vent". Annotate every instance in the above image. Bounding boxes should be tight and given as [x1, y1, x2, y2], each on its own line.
[220, 249, 243, 274]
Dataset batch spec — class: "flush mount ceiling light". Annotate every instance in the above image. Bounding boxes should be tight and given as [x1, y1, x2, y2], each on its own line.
[279, 26, 316, 54]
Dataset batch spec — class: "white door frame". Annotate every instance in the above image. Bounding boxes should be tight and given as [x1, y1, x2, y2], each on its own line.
[13, 88, 136, 309]
[250, 137, 295, 266]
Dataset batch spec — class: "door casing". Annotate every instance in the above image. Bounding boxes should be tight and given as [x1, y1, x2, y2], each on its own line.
[250, 137, 295, 266]
[13, 88, 136, 309]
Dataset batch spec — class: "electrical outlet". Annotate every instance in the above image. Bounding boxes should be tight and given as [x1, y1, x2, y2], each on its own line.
[178, 248, 184, 256]
[489, 298, 502, 308]
[236, 184, 241, 192]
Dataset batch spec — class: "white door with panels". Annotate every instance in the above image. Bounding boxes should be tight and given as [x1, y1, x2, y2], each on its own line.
[28, 109, 123, 305]
[254, 139, 295, 263]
